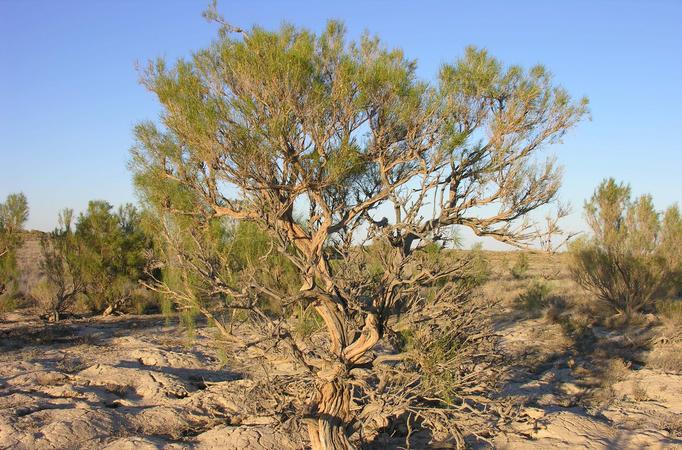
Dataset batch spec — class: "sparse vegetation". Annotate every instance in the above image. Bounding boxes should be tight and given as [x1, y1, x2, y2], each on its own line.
[36, 209, 85, 321]
[2, 5, 681, 450]
[570, 178, 682, 318]
[631, 380, 650, 401]
[510, 252, 530, 280]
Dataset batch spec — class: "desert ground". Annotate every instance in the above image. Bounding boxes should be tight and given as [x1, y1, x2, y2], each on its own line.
[1, 251, 680, 449]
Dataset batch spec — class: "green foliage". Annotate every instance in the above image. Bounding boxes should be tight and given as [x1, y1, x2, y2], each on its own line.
[293, 304, 325, 338]
[468, 243, 491, 286]
[510, 252, 529, 279]
[128, 13, 588, 442]
[570, 178, 682, 316]
[74, 201, 151, 313]
[36, 209, 85, 320]
[0, 192, 29, 302]
[396, 328, 415, 353]
[0, 192, 29, 235]
[179, 306, 200, 342]
[227, 221, 300, 310]
[516, 279, 551, 314]
[35, 202, 153, 319]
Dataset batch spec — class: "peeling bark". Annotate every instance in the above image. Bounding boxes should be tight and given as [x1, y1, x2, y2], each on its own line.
[307, 377, 354, 450]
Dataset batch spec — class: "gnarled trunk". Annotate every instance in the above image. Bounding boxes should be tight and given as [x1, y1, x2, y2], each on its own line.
[307, 308, 381, 449]
[307, 377, 354, 450]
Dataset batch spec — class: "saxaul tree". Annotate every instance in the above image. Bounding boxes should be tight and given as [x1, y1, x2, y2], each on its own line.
[0, 193, 29, 298]
[36, 209, 85, 322]
[131, 14, 587, 449]
[75, 201, 150, 316]
[570, 178, 682, 317]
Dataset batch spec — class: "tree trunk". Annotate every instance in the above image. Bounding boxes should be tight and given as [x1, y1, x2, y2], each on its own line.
[102, 304, 115, 317]
[102, 296, 129, 317]
[307, 377, 355, 450]
[306, 310, 381, 449]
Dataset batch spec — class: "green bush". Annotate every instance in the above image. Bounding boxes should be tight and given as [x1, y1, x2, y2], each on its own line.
[293, 305, 324, 339]
[0, 193, 29, 303]
[510, 252, 529, 279]
[570, 178, 682, 317]
[516, 280, 551, 313]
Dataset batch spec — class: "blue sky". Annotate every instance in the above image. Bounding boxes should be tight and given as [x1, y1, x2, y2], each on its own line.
[1, 0, 680, 247]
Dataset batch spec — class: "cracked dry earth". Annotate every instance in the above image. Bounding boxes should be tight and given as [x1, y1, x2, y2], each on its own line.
[495, 317, 682, 449]
[1, 313, 681, 449]
[0, 314, 297, 450]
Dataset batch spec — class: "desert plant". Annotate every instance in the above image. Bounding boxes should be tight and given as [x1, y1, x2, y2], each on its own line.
[510, 252, 530, 279]
[516, 279, 551, 314]
[0, 193, 29, 246]
[649, 301, 682, 373]
[74, 201, 152, 315]
[36, 209, 85, 321]
[656, 299, 682, 322]
[0, 192, 29, 300]
[570, 179, 682, 318]
[130, 12, 587, 449]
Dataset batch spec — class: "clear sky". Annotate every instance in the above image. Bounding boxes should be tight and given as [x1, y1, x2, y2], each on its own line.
[1, 0, 680, 247]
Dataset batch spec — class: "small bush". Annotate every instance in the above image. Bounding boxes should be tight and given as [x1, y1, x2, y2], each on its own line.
[648, 310, 682, 373]
[510, 252, 529, 279]
[516, 280, 551, 314]
[630, 380, 650, 401]
[0, 295, 18, 314]
[658, 414, 682, 439]
[468, 243, 491, 286]
[656, 299, 682, 322]
[603, 358, 631, 385]
[31, 279, 60, 318]
[545, 296, 568, 323]
[293, 305, 324, 339]
[648, 344, 682, 373]
[129, 288, 161, 315]
[587, 358, 631, 408]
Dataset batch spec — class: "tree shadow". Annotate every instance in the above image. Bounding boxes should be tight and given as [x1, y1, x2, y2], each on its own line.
[0, 314, 181, 351]
[116, 358, 242, 386]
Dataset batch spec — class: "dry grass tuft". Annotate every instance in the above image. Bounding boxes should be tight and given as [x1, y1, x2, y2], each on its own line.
[647, 303, 682, 373]
[658, 414, 682, 439]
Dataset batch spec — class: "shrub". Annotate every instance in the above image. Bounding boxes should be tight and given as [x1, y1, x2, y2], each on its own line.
[36, 209, 86, 321]
[649, 301, 682, 373]
[516, 280, 551, 314]
[656, 298, 682, 322]
[75, 201, 152, 315]
[570, 179, 682, 317]
[510, 252, 529, 279]
[468, 243, 491, 286]
[0, 193, 29, 303]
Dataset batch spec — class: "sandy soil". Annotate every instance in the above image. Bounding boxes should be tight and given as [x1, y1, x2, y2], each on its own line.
[495, 317, 682, 449]
[1, 311, 681, 449]
[0, 314, 297, 450]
